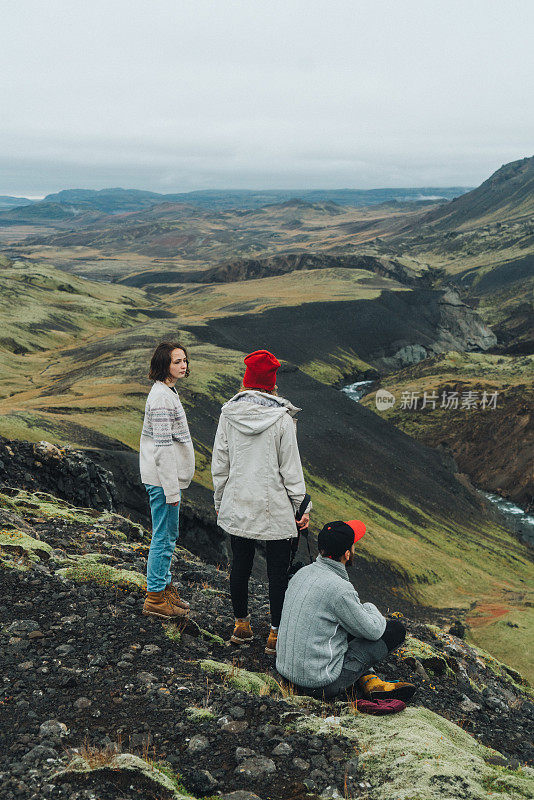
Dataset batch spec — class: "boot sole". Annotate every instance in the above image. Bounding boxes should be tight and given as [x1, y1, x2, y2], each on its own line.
[369, 685, 416, 702]
[230, 635, 254, 645]
[142, 610, 189, 620]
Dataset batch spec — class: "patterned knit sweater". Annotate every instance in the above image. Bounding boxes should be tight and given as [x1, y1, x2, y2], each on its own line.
[139, 382, 195, 503]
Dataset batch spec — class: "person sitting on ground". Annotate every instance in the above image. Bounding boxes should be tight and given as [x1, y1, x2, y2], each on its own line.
[275, 520, 416, 701]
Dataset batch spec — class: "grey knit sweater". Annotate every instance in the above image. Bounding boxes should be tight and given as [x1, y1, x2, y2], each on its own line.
[276, 556, 387, 688]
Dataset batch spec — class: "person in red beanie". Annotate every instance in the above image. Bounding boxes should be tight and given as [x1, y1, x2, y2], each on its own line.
[211, 349, 311, 655]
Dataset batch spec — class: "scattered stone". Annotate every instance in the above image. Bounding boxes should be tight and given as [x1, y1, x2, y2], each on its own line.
[187, 734, 209, 753]
[39, 720, 68, 740]
[7, 619, 40, 634]
[195, 770, 218, 792]
[142, 644, 161, 655]
[272, 741, 293, 756]
[292, 757, 309, 770]
[136, 671, 158, 686]
[321, 787, 343, 799]
[345, 756, 359, 777]
[73, 697, 91, 711]
[56, 644, 74, 656]
[235, 755, 276, 779]
[229, 705, 246, 719]
[21, 745, 59, 764]
[460, 695, 482, 713]
[236, 747, 256, 762]
[220, 792, 262, 800]
[27, 630, 44, 639]
[222, 719, 249, 734]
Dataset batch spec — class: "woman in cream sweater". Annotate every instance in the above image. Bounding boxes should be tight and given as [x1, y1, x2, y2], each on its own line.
[140, 342, 195, 619]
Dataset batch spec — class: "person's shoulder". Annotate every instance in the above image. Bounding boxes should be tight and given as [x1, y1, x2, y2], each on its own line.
[148, 382, 180, 406]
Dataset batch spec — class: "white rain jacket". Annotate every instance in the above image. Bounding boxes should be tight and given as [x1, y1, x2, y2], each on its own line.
[211, 391, 310, 540]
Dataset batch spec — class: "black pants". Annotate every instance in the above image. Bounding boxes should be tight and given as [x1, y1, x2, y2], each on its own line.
[230, 535, 291, 628]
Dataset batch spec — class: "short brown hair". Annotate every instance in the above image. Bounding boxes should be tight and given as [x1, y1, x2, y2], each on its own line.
[149, 342, 190, 381]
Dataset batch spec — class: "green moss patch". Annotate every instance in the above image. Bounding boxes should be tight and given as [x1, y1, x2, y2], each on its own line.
[185, 706, 215, 720]
[397, 634, 451, 676]
[294, 706, 534, 799]
[57, 752, 195, 799]
[0, 528, 53, 568]
[200, 659, 280, 695]
[56, 553, 146, 590]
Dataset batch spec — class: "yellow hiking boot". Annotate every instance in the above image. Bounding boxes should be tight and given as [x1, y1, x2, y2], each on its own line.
[265, 627, 278, 655]
[230, 615, 253, 645]
[358, 673, 416, 702]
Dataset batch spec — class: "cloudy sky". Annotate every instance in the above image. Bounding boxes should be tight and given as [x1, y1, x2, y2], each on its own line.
[1, 0, 532, 196]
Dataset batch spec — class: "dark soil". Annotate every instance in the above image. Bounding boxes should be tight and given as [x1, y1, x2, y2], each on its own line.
[1, 494, 533, 800]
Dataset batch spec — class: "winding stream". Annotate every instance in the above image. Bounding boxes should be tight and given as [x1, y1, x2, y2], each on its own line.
[342, 381, 534, 547]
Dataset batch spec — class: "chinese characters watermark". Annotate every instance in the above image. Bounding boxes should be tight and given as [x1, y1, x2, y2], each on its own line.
[375, 389, 499, 411]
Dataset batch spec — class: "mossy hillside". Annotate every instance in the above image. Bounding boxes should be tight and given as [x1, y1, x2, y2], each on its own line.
[293, 707, 534, 800]
[0, 259, 152, 359]
[165, 268, 409, 321]
[0, 528, 53, 568]
[359, 351, 533, 510]
[0, 489, 145, 539]
[361, 351, 533, 437]
[466, 640, 531, 692]
[300, 347, 375, 385]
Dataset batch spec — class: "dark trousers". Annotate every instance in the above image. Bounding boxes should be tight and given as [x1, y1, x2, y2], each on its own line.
[230, 535, 292, 628]
[297, 619, 407, 701]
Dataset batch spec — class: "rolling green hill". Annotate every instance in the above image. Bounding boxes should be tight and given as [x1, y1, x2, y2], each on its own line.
[0, 253, 531, 678]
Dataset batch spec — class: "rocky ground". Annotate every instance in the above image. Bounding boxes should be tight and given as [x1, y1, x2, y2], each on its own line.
[1, 485, 533, 800]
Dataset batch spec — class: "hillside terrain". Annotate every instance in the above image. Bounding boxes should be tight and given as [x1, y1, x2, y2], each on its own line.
[1, 199, 434, 283]
[0, 157, 532, 688]
[360, 352, 533, 513]
[0, 475, 533, 800]
[0, 161, 533, 800]
[390, 156, 534, 356]
[0, 249, 530, 678]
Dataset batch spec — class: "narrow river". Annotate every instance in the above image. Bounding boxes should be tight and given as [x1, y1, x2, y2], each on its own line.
[342, 381, 534, 547]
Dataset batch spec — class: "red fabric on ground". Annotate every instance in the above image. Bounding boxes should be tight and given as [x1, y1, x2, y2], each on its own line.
[357, 698, 406, 714]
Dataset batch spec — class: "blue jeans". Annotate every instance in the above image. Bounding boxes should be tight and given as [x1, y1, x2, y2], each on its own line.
[145, 484, 180, 592]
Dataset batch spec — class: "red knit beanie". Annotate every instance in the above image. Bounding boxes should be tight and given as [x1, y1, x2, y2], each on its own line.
[243, 350, 281, 391]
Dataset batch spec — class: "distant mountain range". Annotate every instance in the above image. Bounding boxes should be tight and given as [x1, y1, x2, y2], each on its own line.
[0, 185, 470, 218]
[0, 195, 36, 209]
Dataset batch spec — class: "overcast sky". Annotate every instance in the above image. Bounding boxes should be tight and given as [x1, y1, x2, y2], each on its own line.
[1, 0, 533, 196]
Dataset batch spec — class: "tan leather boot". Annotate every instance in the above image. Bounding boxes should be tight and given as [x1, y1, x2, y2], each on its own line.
[164, 584, 190, 610]
[265, 627, 277, 655]
[358, 673, 416, 702]
[230, 615, 253, 645]
[142, 590, 189, 619]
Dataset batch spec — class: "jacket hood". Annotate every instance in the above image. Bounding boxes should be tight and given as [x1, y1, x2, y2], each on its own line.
[221, 391, 300, 436]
